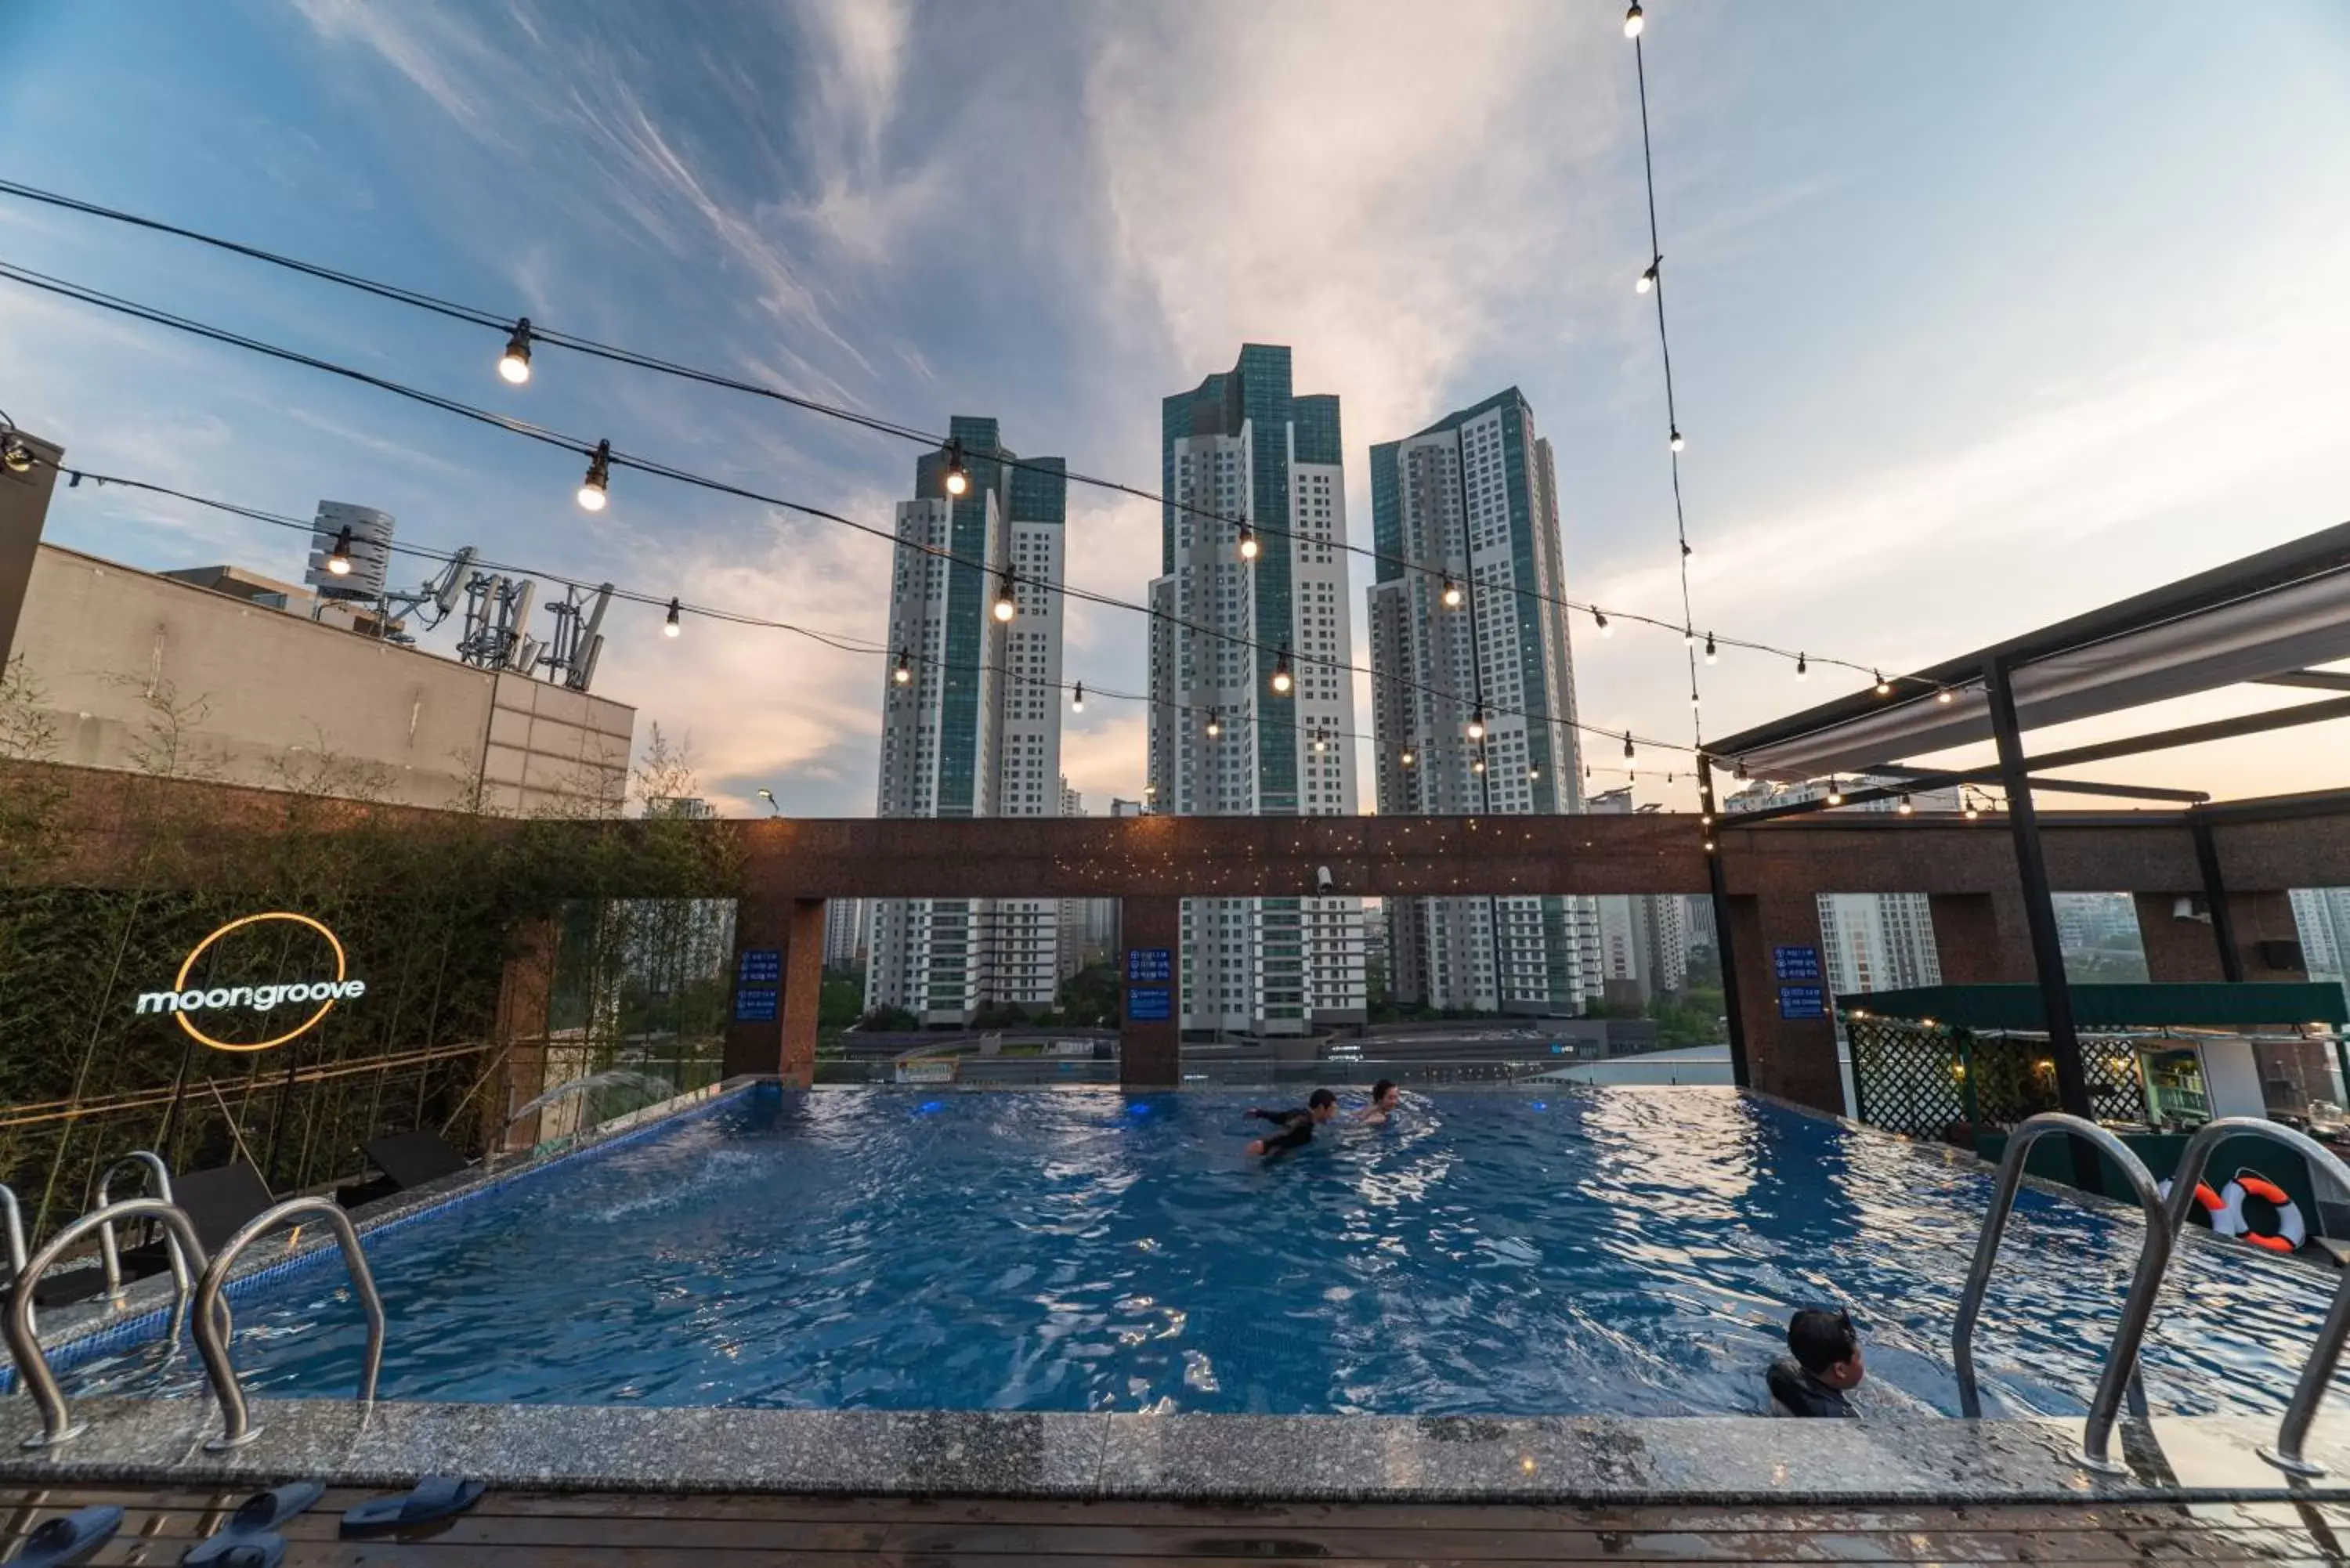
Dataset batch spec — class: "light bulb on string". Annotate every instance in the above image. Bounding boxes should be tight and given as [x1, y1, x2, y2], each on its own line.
[1937, 688, 1956, 705]
[1622, 732, 1636, 761]
[941, 439, 970, 497]
[1593, 607, 1611, 638]
[1271, 645, 1294, 695]
[1963, 794, 1981, 821]
[1401, 746, 1415, 768]
[663, 598, 682, 638]
[497, 318, 533, 385]
[577, 439, 611, 511]
[325, 525, 354, 577]
[1795, 652, 1808, 681]
[1683, 627, 1696, 647]
[1704, 631, 1718, 665]
[1206, 711, 1221, 739]
[1528, 764, 1540, 781]
[892, 649, 913, 686]
[1071, 681, 1084, 713]
[1473, 753, 1486, 775]
[1624, 1, 1643, 38]
[1466, 707, 1487, 742]
[1826, 778, 1843, 807]
[1669, 427, 1684, 453]
[1441, 576, 1462, 609]
[993, 573, 1019, 623]
[1238, 522, 1258, 562]
[1637, 259, 1659, 294]
[1874, 670, 1893, 697]
[1897, 793, 1915, 816]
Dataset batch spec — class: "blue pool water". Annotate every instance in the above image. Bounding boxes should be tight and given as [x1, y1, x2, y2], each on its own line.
[61, 1087, 2348, 1417]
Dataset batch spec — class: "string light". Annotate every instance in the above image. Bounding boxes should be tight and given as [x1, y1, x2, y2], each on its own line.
[1473, 754, 1487, 775]
[1897, 793, 1915, 816]
[1704, 631, 1717, 665]
[324, 525, 353, 576]
[1637, 260, 1659, 295]
[1624, 1, 1643, 38]
[1622, 732, 1636, 761]
[1594, 607, 1612, 638]
[1668, 427, 1683, 453]
[893, 649, 913, 685]
[577, 439, 610, 511]
[1873, 670, 1893, 696]
[1071, 681, 1084, 712]
[1206, 711, 1222, 739]
[1238, 522, 1258, 562]
[1826, 778, 1843, 807]
[1690, 688, 1701, 708]
[663, 597, 682, 638]
[1441, 576, 1463, 609]
[992, 573, 1018, 623]
[1795, 652, 1809, 681]
[497, 318, 532, 385]
[1937, 688, 1956, 705]
[1683, 627, 1695, 647]
[942, 439, 969, 497]
[1466, 707, 1488, 741]
[1312, 728, 1327, 753]
[1401, 746, 1415, 768]
[1271, 645, 1293, 694]
[1528, 764, 1540, 781]
[1963, 794, 1981, 821]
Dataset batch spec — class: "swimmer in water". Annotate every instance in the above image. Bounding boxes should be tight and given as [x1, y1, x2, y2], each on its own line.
[1245, 1089, 1337, 1156]
[1766, 1307, 1864, 1418]
[1354, 1079, 1401, 1125]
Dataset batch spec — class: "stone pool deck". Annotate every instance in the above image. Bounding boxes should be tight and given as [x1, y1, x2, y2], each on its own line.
[4, 1398, 2350, 1506]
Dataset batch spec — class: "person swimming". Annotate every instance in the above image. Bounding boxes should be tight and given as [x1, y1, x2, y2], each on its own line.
[1766, 1307, 1863, 1417]
[1354, 1079, 1401, 1125]
[1245, 1089, 1338, 1156]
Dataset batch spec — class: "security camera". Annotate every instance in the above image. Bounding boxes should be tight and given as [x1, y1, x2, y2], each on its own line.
[1316, 865, 1335, 894]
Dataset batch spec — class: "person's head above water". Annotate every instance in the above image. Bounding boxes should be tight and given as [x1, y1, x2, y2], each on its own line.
[1370, 1079, 1399, 1110]
[1788, 1308, 1864, 1390]
[1308, 1088, 1338, 1122]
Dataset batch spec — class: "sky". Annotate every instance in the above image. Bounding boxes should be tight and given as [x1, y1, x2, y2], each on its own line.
[2, 0, 2347, 818]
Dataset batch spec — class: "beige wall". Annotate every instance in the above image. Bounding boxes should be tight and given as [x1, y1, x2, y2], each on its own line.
[9, 544, 631, 815]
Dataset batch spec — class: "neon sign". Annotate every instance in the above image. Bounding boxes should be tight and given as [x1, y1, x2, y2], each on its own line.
[133, 912, 364, 1053]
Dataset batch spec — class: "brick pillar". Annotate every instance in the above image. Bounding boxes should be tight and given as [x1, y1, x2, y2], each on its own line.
[1727, 892, 1842, 1115]
[1119, 897, 1181, 1089]
[491, 914, 558, 1154]
[1932, 892, 2034, 984]
[723, 895, 826, 1085]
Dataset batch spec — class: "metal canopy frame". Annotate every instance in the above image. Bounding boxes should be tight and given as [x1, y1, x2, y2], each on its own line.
[1701, 521, 2350, 1190]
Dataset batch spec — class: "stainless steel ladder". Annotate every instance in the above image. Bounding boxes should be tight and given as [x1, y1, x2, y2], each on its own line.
[3, 1195, 385, 1451]
[91, 1150, 191, 1305]
[1953, 1113, 2170, 1473]
[1956, 1110, 2350, 1476]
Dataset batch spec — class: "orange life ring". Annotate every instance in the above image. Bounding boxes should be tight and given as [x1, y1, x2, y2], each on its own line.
[2221, 1174, 2306, 1254]
[2160, 1177, 2240, 1237]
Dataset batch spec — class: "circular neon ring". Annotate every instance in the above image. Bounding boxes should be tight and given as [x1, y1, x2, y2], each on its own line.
[171, 912, 347, 1053]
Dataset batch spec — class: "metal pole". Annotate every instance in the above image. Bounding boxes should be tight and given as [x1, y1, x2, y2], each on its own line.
[1701, 762, 1749, 1089]
[2189, 816, 2244, 983]
[1983, 656, 2101, 1194]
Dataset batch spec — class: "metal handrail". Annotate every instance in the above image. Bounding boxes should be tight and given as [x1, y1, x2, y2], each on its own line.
[2164, 1115, 2350, 1476]
[0, 1183, 25, 1281]
[192, 1196, 385, 1450]
[3, 1198, 212, 1448]
[1953, 1112, 2172, 1475]
[92, 1151, 190, 1304]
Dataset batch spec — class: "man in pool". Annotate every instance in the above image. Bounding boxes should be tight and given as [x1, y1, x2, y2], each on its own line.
[1767, 1307, 1864, 1417]
[1244, 1089, 1338, 1156]
[1354, 1079, 1401, 1125]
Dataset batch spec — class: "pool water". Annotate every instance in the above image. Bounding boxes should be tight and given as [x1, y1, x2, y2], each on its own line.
[62, 1087, 2347, 1417]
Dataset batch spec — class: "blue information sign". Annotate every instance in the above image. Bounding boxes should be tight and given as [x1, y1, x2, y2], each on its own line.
[1126, 987, 1173, 1021]
[1126, 948, 1173, 983]
[738, 949, 782, 985]
[1772, 945, 1822, 982]
[733, 988, 779, 1022]
[1777, 985, 1827, 1021]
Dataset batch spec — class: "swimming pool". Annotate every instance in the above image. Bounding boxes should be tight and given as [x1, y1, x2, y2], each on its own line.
[55, 1086, 2346, 1419]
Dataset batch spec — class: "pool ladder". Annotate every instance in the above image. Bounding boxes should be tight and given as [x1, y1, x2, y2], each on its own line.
[1955, 1111, 2350, 1476]
[2, 1194, 385, 1451]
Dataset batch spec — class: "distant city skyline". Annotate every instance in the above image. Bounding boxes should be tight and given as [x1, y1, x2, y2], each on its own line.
[5, 2, 2347, 816]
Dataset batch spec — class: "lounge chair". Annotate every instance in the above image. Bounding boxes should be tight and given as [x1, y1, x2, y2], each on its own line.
[335, 1128, 475, 1209]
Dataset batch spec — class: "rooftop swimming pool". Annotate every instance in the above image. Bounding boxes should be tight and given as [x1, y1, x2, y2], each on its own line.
[56, 1086, 2346, 1418]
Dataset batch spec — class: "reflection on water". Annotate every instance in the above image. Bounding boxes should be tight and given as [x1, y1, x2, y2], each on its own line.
[60, 1087, 2347, 1418]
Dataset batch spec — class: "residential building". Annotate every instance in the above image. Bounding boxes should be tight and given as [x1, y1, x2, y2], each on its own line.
[1725, 777, 1952, 995]
[1366, 387, 1596, 1014]
[2294, 887, 2350, 1010]
[866, 417, 1068, 1024]
[1148, 345, 1365, 1035]
[1055, 778, 1115, 980]
[1586, 789, 1687, 1006]
[822, 898, 866, 972]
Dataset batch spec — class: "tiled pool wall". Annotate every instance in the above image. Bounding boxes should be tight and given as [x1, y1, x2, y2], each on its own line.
[4, 1076, 760, 1390]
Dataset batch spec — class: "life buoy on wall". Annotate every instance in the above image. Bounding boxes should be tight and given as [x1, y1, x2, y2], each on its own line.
[2160, 1176, 2243, 1238]
[2220, 1174, 2307, 1254]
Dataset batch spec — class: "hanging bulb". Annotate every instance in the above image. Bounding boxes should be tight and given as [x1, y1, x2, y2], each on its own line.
[1734, 758, 1748, 781]
[325, 525, 354, 577]
[1313, 729, 1327, 753]
[1528, 764, 1540, 781]
[1937, 688, 1955, 705]
[1795, 652, 1808, 681]
[1441, 576, 1463, 609]
[497, 317, 533, 385]
[1206, 712, 1222, 739]
[1690, 688, 1701, 708]
[1964, 796, 1981, 821]
[1271, 645, 1294, 694]
[1238, 522, 1259, 561]
[1669, 427, 1684, 453]
[1683, 627, 1696, 647]
[893, 649, 913, 685]
[1897, 793, 1915, 816]
[577, 439, 611, 511]
[1473, 754, 1487, 775]
[1466, 708, 1487, 741]
[1401, 746, 1415, 768]
[1622, 732, 1636, 761]
[993, 573, 1018, 623]
[1704, 631, 1718, 665]
[663, 597, 682, 638]
[1874, 670, 1893, 697]
[1072, 681, 1084, 712]
[1594, 607, 1611, 637]
[1624, 2, 1645, 38]
[1826, 778, 1843, 807]
[942, 439, 970, 497]
[1637, 260, 1658, 294]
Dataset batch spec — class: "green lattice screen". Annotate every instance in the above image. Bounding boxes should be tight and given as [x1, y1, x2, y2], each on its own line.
[1847, 1015, 2148, 1138]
